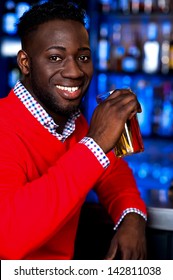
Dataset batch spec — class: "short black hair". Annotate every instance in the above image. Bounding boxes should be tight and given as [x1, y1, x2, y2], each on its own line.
[17, 1, 88, 41]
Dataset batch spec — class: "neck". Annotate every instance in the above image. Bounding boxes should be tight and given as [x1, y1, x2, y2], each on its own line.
[21, 79, 69, 128]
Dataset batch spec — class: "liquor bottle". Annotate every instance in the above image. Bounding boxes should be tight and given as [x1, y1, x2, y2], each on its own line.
[169, 31, 173, 72]
[135, 79, 153, 136]
[152, 85, 164, 135]
[131, 0, 140, 13]
[97, 73, 108, 95]
[120, 0, 130, 14]
[98, 23, 110, 70]
[144, 0, 153, 13]
[160, 22, 171, 74]
[111, 0, 119, 11]
[157, 0, 170, 14]
[142, 23, 160, 73]
[159, 82, 173, 136]
[98, 0, 111, 13]
[109, 23, 125, 72]
[121, 28, 141, 73]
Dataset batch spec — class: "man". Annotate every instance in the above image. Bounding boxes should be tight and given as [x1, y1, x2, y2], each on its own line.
[0, 1, 147, 260]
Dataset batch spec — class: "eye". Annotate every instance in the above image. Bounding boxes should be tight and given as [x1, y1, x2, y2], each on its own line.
[49, 55, 62, 62]
[78, 55, 90, 62]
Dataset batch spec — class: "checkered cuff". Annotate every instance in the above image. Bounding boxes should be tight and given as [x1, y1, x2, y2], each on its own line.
[79, 137, 110, 169]
[113, 208, 147, 230]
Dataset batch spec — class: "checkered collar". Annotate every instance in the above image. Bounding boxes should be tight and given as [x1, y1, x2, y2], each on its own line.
[13, 80, 81, 141]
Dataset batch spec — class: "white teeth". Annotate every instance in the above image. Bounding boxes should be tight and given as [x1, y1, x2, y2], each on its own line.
[56, 85, 79, 92]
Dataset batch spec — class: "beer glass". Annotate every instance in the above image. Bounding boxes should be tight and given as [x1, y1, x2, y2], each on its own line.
[96, 90, 144, 157]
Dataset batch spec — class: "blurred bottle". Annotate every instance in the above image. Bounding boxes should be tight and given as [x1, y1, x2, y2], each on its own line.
[120, 0, 130, 14]
[138, 0, 144, 12]
[169, 30, 173, 72]
[97, 73, 108, 95]
[98, 0, 119, 13]
[144, 0, 153, 13]
[110, 0, 119, 11]
[136, 79, 153, 136]
[98, 0, 111, 13]
[139, 0, 157, 13]
[152, 85, 164, 135]
[131, 0, 140, 13]
[142, 23, 160, 73]
[159, 82, 173, 136]
[122, 28, 141, 73]
[109, 23, 125, 72]
[157, 0, 170, 14]
[161, 22, 171, 74]
[98, 23, 110, 70]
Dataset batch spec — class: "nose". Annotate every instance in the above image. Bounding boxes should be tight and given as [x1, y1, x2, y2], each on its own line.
[61, 58, 84, 79]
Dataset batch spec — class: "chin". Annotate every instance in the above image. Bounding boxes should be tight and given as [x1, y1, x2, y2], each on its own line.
[54, 105, 79, 117]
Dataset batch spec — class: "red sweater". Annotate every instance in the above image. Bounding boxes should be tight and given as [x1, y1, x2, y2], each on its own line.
[0, 90, 146, 259]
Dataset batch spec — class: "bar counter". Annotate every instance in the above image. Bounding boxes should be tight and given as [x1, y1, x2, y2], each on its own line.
[75, 188, 173, 259]
[141, 188, 173, 231]
[140, 188, 173, 259]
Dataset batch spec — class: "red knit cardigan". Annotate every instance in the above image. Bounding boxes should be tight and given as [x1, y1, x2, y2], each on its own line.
[0, 90, 146, 259]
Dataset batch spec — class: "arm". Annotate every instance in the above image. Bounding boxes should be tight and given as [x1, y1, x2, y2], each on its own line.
[0, 128, 105, 259]
[94, 151, 147, 260]
[94, 151, 146, 222]
[86, 89, 147, 259]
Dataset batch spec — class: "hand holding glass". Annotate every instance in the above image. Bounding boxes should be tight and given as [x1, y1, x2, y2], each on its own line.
[96, 90, 144, 157]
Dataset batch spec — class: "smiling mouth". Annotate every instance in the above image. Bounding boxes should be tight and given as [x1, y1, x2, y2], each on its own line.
[56, 85, 80, 93]
[55, 84, 82, 100]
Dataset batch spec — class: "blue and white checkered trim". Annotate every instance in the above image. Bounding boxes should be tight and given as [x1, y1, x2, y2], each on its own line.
[114, 208, 147, 230]
[80, 137, 110, 169]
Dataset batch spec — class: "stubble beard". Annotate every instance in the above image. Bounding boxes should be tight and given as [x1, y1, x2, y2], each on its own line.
[30, 76, 80, 118]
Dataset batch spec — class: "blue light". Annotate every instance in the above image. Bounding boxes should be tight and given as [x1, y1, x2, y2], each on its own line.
[152, 163, 161, 179]
[16, 2, 30, 20]
[98, 73, 108, 94]
[5, 0, 15, 10]
[138, 163, 149, 178]
[160, 167, 172, 184]
[2, 13, 17, 35]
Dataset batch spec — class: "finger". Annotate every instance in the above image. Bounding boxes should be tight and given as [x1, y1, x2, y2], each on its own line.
[96, 88, 130, 103]
[138, 245, 147, 260]
[104, 243, 118, 260]
[108, 92, 140, 110]
[108, 88, 135, 100]
[121, 249, 132, 260]
[109, 89, 142, 114]
[108, 97, 141, 120]
[122, 246, 146, 260]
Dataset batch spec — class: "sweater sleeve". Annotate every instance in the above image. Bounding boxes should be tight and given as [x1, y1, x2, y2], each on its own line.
[94, 150, 147, 225]
[0, 127, 105, 259]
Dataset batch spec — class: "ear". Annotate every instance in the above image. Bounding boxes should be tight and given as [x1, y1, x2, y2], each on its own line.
[17, 50, 30, 75]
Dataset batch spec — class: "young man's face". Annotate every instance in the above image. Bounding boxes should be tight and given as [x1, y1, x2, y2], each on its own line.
[18, 19, 93, 118]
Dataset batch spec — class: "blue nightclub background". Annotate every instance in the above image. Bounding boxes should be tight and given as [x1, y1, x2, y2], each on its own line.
[0, 0, 173, 202]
